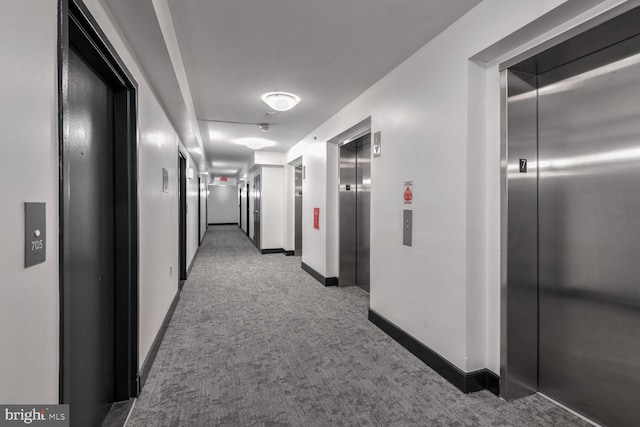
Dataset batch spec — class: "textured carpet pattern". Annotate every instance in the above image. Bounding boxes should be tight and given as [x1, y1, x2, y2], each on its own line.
[126, 226, 588, 427]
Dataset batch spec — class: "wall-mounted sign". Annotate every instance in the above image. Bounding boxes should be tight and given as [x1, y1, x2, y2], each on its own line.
[162, 168, 169, 193]
[519, 159, 527, 173]
[373, 131, 382, 158]
[25, 202, 46, 268]
[404, 181, 413, 204]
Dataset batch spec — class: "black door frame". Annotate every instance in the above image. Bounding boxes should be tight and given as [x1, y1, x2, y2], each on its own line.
[58, 0, 139, 401]
[178, 152, 187, 281]
[246, 183, 250, 237]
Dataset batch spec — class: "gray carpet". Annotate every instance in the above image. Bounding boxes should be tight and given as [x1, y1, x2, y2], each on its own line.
[126, 226, 588, 427]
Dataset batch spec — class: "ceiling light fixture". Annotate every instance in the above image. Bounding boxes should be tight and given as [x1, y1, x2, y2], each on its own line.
[232, 137, 276, 150]
[261, 92, 300, 112]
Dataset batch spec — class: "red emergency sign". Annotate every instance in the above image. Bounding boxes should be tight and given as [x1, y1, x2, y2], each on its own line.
[404, 186, 413, 202]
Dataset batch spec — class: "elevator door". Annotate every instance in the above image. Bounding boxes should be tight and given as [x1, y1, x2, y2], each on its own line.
[294, 165, 303, 256]
[339, 135, 371, 292]
[68, 46, 115, 427]
[253, 175, 261, 248]
[538, 49, 640, 426]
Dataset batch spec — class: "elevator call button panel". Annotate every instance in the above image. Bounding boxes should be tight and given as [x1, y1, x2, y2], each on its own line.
[403, 209, 413, 247]
[25, 202, 46, 268]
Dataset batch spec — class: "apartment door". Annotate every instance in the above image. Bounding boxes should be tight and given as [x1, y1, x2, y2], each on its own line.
[66, 45, 116, 427]
[246, 182, 250, 236]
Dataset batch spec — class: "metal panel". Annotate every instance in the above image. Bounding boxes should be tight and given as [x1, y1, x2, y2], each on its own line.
[402, 210, 412, 247]
[339, 135, 371, 292]
[501, 69, 538, 400]
[339, 145, 357, 287]
[356, 138, 371, 293]
[24, 202, 46, 267]
[537, 52, 640, 427]
[294, 166, 303, 256]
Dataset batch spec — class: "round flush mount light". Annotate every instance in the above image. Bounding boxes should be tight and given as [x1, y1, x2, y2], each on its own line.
[233, 137, 276, 150]
[261, 92, 300, 112]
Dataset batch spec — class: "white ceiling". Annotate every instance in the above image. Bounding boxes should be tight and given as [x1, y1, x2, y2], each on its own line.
[105, 0, 482, 176]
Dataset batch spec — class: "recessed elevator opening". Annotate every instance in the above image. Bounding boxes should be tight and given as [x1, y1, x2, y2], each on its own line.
[502, 7, 640, 427]
[339, 134, 371, 292]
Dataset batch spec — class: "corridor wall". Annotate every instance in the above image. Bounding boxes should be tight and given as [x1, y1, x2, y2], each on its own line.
[0, 0, 59, 403]
[207, 185, 238, 224]
[285, 0, 631, 376]
[0, 0, 205, 403]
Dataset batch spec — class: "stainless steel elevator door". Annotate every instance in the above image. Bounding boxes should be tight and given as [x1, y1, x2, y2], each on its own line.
[538, 51, 640, 427]
[339, 145, 357, 288]
[339, 134, 371, 292]
[294, 166, 303, 256]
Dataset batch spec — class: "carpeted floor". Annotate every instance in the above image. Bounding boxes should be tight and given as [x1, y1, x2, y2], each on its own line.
[126, 226, 588, 427]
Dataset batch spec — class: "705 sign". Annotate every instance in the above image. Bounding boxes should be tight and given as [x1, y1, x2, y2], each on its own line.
[31, 240, 43, 251]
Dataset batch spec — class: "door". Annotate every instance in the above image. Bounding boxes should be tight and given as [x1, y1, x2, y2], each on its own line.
[537, 48, 640, 427]
[253, 175, 261, 248]
[294, 165, 303, 256]
[67, 46, 115, 427]
[178, 153, 187, 280]
[246, 183, 250, 236]
[339, 134, 371, 292]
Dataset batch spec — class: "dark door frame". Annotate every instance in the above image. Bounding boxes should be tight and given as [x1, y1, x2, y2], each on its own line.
[178, 152, 187, 281]
[246, 182, 250, 237]
[58, 0, 139, 402]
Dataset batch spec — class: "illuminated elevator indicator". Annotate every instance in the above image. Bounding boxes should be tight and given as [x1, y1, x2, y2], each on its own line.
[520, 159, 527, 173]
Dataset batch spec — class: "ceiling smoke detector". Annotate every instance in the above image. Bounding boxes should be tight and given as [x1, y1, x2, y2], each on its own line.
[261, 92, 300, 112]
[266, 111, 278, 119]
[259, 123, 270, 132]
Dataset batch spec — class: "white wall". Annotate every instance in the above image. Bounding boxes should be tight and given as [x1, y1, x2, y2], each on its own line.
[283, 0, 633, 374]
[260, 166, 286, 250]
[0, 0, 59, 403]
[240, 181, 248, 233]
[207, 185, 238, 224]
[0, 0, 206, 403]
[184, 148, 200, 266]
[286, 142, 328, 275]
[199, 175, 208, 242]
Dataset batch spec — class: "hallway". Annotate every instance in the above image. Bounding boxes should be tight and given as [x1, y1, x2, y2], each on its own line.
[127, 226, 586, 427]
